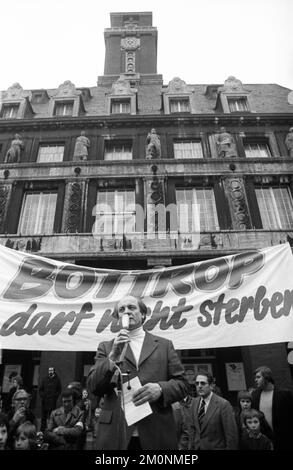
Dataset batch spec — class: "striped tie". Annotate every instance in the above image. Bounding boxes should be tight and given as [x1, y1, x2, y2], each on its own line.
[198, 399, 206, 427]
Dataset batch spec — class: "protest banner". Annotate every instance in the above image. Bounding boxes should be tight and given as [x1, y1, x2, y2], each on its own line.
[0, 243, 292, 350]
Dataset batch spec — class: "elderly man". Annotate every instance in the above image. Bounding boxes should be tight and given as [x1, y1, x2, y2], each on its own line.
[8, 389, 37, 447]
[87, 295, 187, 450]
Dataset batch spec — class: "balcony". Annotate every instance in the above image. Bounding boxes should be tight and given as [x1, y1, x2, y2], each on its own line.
[0, 230, 292, 259]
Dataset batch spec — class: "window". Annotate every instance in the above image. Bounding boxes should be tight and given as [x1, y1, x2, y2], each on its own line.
[111, 99, 131, 114]
[174, 141, 203, 159]
[169, 98, 190, 113]
[104, 141, 132, 161]
[255, 186, 293, 229]
[94, 190, 135, 236]
[244, 142, 271, 158]
[176, 188, 219, 233]
[18, 191, 57, 235]
[227, 97, 249, 112]
[54, 101, 74, 116]
[37, 144, 64, 163]
[1, 104, 19, 118]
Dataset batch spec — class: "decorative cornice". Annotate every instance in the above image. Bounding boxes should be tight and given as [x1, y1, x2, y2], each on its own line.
[0, 113, 292, 132]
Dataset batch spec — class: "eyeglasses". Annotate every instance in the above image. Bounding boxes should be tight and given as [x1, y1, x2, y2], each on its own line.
[14, 397, 28, 401]
[195, 381, 209, 386]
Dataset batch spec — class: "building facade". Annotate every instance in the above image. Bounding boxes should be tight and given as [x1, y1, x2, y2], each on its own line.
[0, 12, 293, 405]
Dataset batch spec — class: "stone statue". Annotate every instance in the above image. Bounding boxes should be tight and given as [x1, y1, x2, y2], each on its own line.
[73, 131, 90, 161]
[146, 128, 161, 159]
[5, 134, 24, 163]
[215, 127, 237, 158]
[285, 127, 293, 157]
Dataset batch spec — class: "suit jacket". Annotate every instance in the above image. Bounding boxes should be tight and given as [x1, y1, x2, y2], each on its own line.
[189, 393, 238, 450]
[87, 331, 187, 450]
[251, 387, 293, 450]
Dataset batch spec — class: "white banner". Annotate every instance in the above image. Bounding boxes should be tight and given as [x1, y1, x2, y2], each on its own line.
[0, 243, 292, 351]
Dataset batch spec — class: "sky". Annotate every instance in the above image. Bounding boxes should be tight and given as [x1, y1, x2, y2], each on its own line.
[0, 0, 292, 91]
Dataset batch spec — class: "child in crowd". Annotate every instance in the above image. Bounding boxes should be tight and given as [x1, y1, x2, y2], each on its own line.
[14, 421, 38, 450]
[234, 390, 253, 437]
[240, 409, 273, 450]
[0, 413, 9, 450]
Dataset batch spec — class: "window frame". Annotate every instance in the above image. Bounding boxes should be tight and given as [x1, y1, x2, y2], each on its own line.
[244, 139, 272, 158]
[227, 96, 249, 113]
[104, 140, 133, 161]
[110, 98, 131, 114]
[37, 143, 65, 163]
[53, 100, 74, 117]
[169, 98, 190, 114]
[94, 188, 136, 237]
[175, 186, 220, 233]
[17, 190, 58, 235]
[1, 103, 20, 119]
[255, 185, 293, 230]
[173, 139, 204, 159]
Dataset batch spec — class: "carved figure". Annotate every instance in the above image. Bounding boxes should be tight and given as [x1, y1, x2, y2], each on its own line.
[5, 134, 24, 163]
[215, 127, 237, 158]
[73, 131, 90, 161]
[146, 128, 161, 159]
[285, 127, 293, 157]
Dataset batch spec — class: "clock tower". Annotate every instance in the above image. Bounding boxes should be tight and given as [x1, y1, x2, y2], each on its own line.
[102, 12, 158, 78]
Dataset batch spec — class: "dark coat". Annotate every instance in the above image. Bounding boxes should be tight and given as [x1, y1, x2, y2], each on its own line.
[188, 394, 238, 450]
[87, 332, 187, 450]
[39, 374, 61, 411]
[251, 387, 293, 450]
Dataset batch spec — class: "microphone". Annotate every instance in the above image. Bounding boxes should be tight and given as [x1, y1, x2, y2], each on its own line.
[117, 314, 129, 364]
[121, 314, 129, 330]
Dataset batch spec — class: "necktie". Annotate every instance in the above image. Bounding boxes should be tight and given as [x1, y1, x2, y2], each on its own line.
[198, 399, 206, 427]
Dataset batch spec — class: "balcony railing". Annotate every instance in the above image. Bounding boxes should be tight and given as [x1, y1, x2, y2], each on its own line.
[0, 230, 292, 257]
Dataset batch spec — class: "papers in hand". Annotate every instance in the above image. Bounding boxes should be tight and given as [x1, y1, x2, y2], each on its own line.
[122, 376, 152, 426]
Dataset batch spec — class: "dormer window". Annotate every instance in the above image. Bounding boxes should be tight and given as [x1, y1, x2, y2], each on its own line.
[170, 98, 190, 113]
[110, 98, 131, 114]
[227, 97, 249, 112]
[218, 77, 254, 114]
[1, 104, 19, 119]
[54, 101, 74, 117]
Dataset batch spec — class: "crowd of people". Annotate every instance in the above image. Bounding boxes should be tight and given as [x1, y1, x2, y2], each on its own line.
[0, 295, 293, 451]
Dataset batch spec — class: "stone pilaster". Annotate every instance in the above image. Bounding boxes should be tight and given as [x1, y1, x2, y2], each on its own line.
[223, 177, 251, 230]
[0, 183, 12, 233]
[62, 180, 86, 233]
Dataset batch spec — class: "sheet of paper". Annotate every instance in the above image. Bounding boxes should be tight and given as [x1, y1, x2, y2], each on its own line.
[122, 376, 153, 426]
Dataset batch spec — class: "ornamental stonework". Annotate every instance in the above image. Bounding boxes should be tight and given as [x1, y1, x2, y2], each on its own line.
[166, 77, 190, 94]
[121, 37, 140, 50]
[0, 184, 12, 232]
[62, 182, 84, 233]
[223, 177, 251, 230]
[54, 80, 80, 98]
[3, 82, 24, 100]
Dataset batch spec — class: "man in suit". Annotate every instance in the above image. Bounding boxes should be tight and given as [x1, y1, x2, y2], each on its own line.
[251, 365, 293, 450]
[188, 372, 238, 450]
[87, 295, 187, 450]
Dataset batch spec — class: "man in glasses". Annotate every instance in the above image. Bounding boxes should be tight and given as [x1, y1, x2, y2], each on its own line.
[188, 372, 238, 450]
[8, 389, 37, 447]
